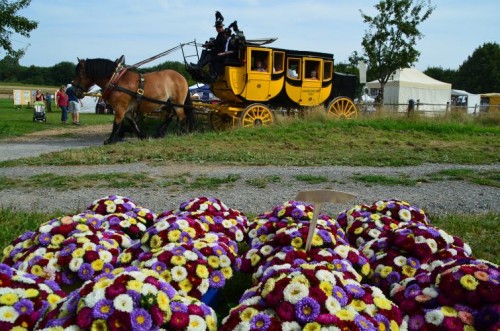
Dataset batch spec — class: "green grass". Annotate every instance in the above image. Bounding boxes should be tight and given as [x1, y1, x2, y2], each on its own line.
[245, 175, 282, 188]
[294, 174, 329, 184]
[426, 168, 500, 188]
[351, 174, 420, 186]
[2, 113, 499, 167]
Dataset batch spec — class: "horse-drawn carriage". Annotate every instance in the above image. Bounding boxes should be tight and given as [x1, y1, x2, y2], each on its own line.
[183, 37, 358, 130]
[72, 18, 358, 144]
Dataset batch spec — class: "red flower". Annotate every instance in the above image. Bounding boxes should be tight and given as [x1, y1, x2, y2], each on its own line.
[169, 311, 189, 329]
[108, 311, 131, 331]
[150, 305, 164, 326]
[275, 301, 295, 321]
[84, 250, 99, 262]
[76, 307, 93, 328]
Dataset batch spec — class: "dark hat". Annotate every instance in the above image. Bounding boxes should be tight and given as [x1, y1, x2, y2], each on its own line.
[214, 20, 224, 27]
[214, 10, 224, 27]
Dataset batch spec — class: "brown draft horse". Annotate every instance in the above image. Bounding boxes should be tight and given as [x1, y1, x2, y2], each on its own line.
[72, 57, 195, 144]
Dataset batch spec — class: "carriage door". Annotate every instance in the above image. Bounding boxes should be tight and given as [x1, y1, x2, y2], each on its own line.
[300, 58, 322, 106]
[243, 48, 271, 101]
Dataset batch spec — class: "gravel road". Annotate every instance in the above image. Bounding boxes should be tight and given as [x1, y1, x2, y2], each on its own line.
[0, 127, 499, 218]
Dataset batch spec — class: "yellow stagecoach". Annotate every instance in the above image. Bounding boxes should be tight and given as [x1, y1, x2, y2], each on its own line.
[183, 34, 358, 130]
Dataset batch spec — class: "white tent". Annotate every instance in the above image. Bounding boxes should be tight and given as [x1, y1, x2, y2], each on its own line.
[366, 68, 452, 112]
[451, 89, 481, 114]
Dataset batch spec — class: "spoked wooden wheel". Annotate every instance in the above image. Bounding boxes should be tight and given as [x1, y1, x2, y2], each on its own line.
[209, 112, 233, 131]
[326, 97, 358, 118]
[239, 103, 275, 128]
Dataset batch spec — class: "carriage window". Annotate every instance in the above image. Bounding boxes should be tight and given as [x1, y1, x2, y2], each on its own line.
[287, 58, 301, 79]
[305, 59, 321, 80]
[273, 51, 285, 74]
[323, 61, 333, 81]
[251, 50, 270, 72]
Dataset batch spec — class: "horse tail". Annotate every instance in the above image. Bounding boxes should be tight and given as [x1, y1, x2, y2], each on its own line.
[184, 91, 196, 132]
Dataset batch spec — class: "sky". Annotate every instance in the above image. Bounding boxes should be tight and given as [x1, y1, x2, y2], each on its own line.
[10, 0, 500, 72]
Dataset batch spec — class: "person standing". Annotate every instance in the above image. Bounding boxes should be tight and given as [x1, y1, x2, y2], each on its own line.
[56, 85, 69, 123]
[34, 90, 45, 102]
[66, 84, 82, 125]
[45, 91, 53, 112]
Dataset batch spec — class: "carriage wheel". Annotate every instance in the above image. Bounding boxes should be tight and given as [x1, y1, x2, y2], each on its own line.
[209, 113, 233, 131]
[239, 103, 274, 128]
[326, 97, 358, 119]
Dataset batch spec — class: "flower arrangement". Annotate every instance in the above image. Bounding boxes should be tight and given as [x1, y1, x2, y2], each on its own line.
[344, 214, 411, 248]
[221, 263, 404, 331]
[246, 200, 347, 249]
[2, 215, 132, 290]
[390, 258, 500, 330]
[0, 263, 66, 330]
[336, 199, 430, 230]
[35, 267, 217, 331]
[87, 195, 140, 215]
[174, 196, 248, 243]
[100, 209, 156, 241]
[135, 233, 241, 299]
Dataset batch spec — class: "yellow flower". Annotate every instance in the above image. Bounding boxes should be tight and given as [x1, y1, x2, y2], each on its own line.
[150, 235, 163, 249]
[402, 265, 416, 277]
[160, 270, 172, 282]
[262, 278, 276, 297]
[221, 267, 233, 279]
[354, 227, 364, 234]
[30, 265, 45, 277]
[76, 224, 89, 232]
[24, 288, 39, 298]
[127, 280, 143, 292]
[303, 322, 321, 331]
[239, 307, 258, 322]
[390, 320, 400, 331]
[460, 274, 479, 290]
[167, 230, 181, 243]
[186, 227, 196, 238]
[351, 299, 367, 311]
[91, 319, 108, 331]
[157, 291, 170, 311]
[91, 259, 104, 271]
[319, 281, 333, 295]
[178, 279, 192, 293]
[374, 297, 393, 310]
[207, 256, 220, 268]
[171, 255, 186, 266]
[94, 278, 112, 290]
[206, 315, 217, 331]
[441, 306, 458, 317]
[336, 309, 355, 321]
[47, 294, 63, 306]
[196, 265, 209, 279]
[3, 245, 13, 257]
[0, 293, 18, 305]
[361, 264, 371, 277]
[291, 237, 303, 248]
[11, 326, 29, 331]
[311, 234, 323, 247]
[380, 266, 393, 278]
[140, 232, 149, 244]
[72, 248, 85, 258]
[250, 254, 261, 266]
[51, 234, 65, 245]
[120, 252, 132, 264]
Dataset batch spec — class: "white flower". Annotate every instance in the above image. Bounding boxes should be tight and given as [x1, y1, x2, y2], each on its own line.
[219, 255, 231, 268]
[38, 224, 53, 233]
[155, 221, 169, 232]
[260, 245, 273, 256]
[69, 258, 83, 272]
[0, 306, 19, 322]
[171, 266, 188, 282]
[425, 309, 444, 325]
[98, 250, 113, 263]
[368, 228, 381, 239]
[106, 205, 116, 213]
[188, 315, 207, 331]
[235, 231, 244, 242]
[198, 279, 209, 293]
[113, 293, 134, 313]
[142, 283, 158, 296]
[234, 321, 251, 331]
[398, 209, 412, 222]
[282, 321, 302, 331]
[394, 256, 407, 267]
[316, 270, 336, 285]
[283, 282, 309, 304]
[333, 245, 349, 259]
[325, 296, 341, 314]
[222, 219, 232, 228]
[240, 296, 260, 306]
[247, 229, 258, 239]
[438, 229, 454, 244]
[425, 239, 438, 253]
[321, 326, 342, 331]
[119, 220, 131, 228]
[184, 251, 198, 261]
[415, 236, 426, 244]
[422, 287, 438, 298]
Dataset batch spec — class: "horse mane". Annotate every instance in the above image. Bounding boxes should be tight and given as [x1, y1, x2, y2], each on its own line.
[82, 58, 119, 80]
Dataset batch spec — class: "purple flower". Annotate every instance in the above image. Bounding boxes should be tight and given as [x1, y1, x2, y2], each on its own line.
[250, 312, 272, 330]
[60, 243, 77, 257]
[171, 301, 188, 313]
[92, 299, 114, 319]
[78, 262, 94, 281]
[404, 283, 421, 298]
[209, 270, 226, 288]
[151, 261, 167, 273]
[354, 315, 375, 330]
[14, 299, 34, 315]
[130, 308, 153, 330]
[295, 297, 321, 324]
[387, 271, 401, 284]
[0, 264, 13, 277]
[332, 286, 348, 306]
[408, 314, 425, 331]
[291, 208, 304, 219]
[345, 284, 365, 298]
[38, 233, 52, 246]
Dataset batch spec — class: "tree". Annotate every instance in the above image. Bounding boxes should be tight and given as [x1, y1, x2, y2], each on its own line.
[0, 0, 38, 57]
[455, 42, 500, 94]
[424, 66, 457, 86]
[355, 0, 434, 101]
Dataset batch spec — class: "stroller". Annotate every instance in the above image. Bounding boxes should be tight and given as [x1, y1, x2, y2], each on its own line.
[33, 101, 47, 122]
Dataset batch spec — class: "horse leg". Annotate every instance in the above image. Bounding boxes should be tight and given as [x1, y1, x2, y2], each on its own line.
[125, 115, 147, 140]
[104, 120, 124, 145]
[153, 104, 175, 138]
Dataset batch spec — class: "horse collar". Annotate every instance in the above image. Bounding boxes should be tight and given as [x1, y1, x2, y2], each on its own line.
[102, 66, 128, 99]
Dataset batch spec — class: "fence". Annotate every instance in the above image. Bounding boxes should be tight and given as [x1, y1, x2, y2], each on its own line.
[356, 100, 498, 116]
